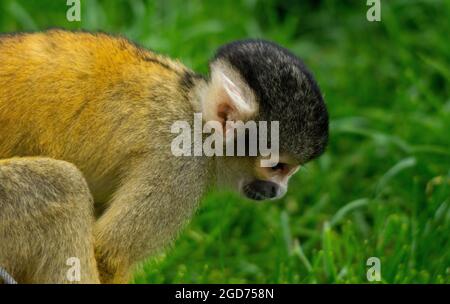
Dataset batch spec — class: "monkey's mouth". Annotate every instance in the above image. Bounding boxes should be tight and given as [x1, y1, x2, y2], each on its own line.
[243, 188, 268, 201]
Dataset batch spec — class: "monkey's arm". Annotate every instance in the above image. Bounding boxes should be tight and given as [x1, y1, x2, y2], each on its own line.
[93, 157, 209, 283]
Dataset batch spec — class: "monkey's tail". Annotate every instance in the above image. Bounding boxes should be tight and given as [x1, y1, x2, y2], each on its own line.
[0, 267, 17, 284]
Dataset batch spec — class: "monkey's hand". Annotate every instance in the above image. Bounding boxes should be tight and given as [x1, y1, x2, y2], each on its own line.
[94, 245, 130, 284]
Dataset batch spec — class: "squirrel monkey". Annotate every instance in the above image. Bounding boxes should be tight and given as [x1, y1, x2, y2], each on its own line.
[0, 30, 328, 283]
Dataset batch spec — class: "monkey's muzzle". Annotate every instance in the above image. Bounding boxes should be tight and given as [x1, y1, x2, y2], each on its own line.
[243, 180, 279, 201]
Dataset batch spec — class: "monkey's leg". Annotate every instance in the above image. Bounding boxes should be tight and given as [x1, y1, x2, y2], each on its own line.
[0, 157, 99, 284]
[94, 159, 209, 283]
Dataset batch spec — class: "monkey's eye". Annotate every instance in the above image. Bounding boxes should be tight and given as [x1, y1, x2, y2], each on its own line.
[271, 162, 288, 173]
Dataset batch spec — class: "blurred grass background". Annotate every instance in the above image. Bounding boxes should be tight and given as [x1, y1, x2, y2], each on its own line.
[1, 0, 449, 283]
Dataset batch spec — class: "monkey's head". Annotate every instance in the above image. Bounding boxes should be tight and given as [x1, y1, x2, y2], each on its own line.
[198, 39, 329, 201]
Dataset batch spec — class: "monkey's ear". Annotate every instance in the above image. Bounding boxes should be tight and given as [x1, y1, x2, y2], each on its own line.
[201, 64, 258, 126]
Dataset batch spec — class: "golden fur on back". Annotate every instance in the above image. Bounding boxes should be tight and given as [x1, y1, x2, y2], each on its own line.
[0, 30, 197, 201]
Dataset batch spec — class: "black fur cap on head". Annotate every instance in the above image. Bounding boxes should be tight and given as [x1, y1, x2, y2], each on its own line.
[212, 39, 329, 163]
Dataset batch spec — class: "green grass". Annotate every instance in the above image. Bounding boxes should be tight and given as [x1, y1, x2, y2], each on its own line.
[1, 0, 449, 283]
